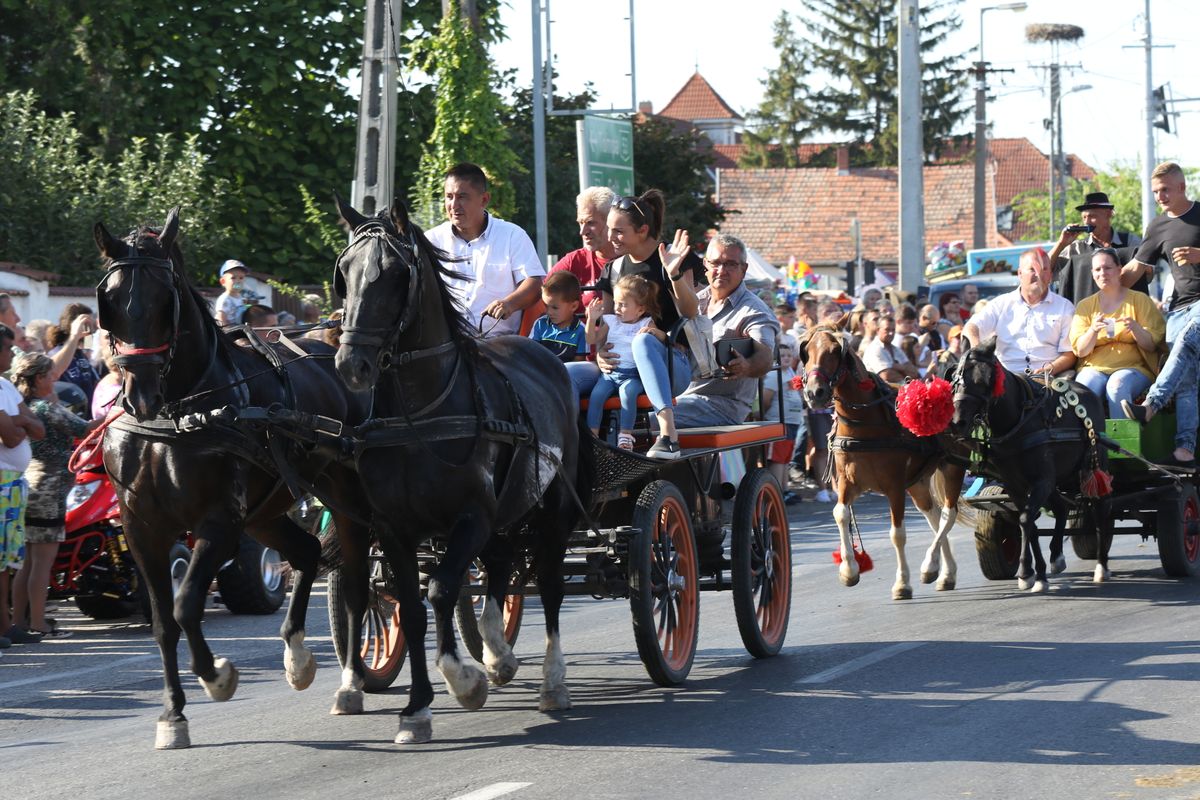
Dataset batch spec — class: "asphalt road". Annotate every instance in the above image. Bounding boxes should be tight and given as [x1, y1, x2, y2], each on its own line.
[3, 495, 1199, 800]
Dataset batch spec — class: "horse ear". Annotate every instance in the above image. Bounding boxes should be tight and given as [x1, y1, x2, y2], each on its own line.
[160, 206, 181, 253]
[94, 222, 123, 259]
[979, 334, 998, 355]
[335, 192, 368, 231]
[389, 197, 411, 235]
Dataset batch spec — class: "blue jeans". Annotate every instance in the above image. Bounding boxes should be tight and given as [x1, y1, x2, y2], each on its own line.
[1149, 303, 1200, 451]
[565, 360, 601, 397]
[630, 333, 691, 414]
[586, 369, 642, 432]
[1074, 367, 1152, 420]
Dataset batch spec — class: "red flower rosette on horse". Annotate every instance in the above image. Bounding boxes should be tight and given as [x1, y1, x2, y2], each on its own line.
[896, 375, 955, 437]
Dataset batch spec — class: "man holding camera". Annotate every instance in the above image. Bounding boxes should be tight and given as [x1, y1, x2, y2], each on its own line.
[1048, 191, 1144, 304]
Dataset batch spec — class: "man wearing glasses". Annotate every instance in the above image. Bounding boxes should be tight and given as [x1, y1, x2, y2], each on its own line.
[670, 233, 780, 431]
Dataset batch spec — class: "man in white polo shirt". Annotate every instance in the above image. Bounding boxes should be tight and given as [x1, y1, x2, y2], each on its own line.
[963, 247, 1076, 376]
[425, 162, 544, 338]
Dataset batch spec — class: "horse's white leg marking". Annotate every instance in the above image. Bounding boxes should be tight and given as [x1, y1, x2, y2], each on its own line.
[935, 506, 958, 591]
[478, 598, 519, 686]
[1030, 578, 1049, 593]
[1093, 563, 1110, 583]
[833, 502, 860, 587]
[438, 651, 488, 711]
[539, 632, 571, 712]
[198, 657, 238, 702]
[331, 666, 364, 715]
[891, 521, 912, 600]
[918, 506, 942, 584]
[283, 630, 316, 691]
[154, 720, 191, 750]
[394, 706, 434, 745]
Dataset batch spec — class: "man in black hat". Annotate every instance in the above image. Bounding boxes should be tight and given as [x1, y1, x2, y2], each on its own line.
[1048, 191, 1144, 303]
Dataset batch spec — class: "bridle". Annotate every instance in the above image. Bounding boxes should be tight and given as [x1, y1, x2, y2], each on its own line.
[96, 242, 181, 382]
[334, 218, 431, 372]
[804, 330, 850, 392]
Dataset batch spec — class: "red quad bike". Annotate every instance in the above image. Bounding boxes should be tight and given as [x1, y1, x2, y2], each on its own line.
[54, 427, 289, 621]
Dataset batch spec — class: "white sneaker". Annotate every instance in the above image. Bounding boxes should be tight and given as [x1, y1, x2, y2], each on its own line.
[815, 489, 835, 502]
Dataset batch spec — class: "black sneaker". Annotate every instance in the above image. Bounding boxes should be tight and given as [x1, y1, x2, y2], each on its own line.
[1121, 400, 1152, 424]
[646, 436, 682, 460]
[783, 491, 801, 506]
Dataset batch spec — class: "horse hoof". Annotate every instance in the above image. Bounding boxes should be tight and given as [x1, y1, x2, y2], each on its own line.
[285, 646, 317, 691]
[919, 571, 937, 585]
[936, 577, 956, 592]
[199, 658, 239, 702]
[839, 572, 860, 588]
[453, 668, 489, 711]
[1017, 576, 1032, 591]
[892, 585, 913, 601]
[1051, 555, 1067, 575]
[1093, 565, 1110, 583]
[486, 652, 519, 686]
[154, 720, 190, 750]
[1030, 580, 1048, 594]
[330, 688, 364, 715]
[539, 685, 572, 712]
[394, 708, 433, 745]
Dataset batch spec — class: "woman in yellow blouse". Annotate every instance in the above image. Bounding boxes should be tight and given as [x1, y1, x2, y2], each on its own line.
[1069, 247, 1165, 419]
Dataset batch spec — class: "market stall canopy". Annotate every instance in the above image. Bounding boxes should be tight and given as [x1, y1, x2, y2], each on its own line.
[744, 246, 783, 283]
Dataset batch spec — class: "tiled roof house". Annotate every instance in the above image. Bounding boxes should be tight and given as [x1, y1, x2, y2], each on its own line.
[652, 71, 743, 146]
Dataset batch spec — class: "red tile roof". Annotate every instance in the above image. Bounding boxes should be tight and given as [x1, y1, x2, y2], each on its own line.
[988, 137, 1096, 241]
[659, 72, 743, 122]
[716, 164, 1002, 266]
[0, 261, 60, 281]
[710, 143, 839, 170]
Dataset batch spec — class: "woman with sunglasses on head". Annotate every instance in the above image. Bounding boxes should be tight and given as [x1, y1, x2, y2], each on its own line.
[566, 189, 702, 457]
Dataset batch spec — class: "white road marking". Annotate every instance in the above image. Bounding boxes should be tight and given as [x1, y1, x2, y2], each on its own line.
[449, 783, 532, 800]
[797, 641, 926, 685]
[0, 654, 159, 691]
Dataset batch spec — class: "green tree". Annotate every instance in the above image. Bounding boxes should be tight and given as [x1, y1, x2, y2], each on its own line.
[1011, 160, 1200, 241]
[632, 116, 725, 243]
[741, 11, 813, 169]
[0, 89, 229, 284]
[412, 4, 522, 228]
[796, 0, 969, 165]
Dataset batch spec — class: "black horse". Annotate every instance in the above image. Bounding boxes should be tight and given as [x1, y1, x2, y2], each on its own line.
[950, 336, 1112, 591]
[332, 196, 590, 744]
[95, 208, 373, 749]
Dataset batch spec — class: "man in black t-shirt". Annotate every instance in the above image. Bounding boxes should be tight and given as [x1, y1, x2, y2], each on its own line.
[1122, 162, 1200, 466]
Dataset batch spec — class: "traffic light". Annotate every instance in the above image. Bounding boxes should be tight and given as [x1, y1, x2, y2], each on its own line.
[1153, 85, 1171, 133]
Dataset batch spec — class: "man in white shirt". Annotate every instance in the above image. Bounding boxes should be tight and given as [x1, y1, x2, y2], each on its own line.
[424, 162, 544, 338]
[862, 316, 920, 382]
[963, 247, 1076, 376]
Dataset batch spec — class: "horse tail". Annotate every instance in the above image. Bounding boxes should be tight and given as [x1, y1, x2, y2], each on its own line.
[929, 463, 976, 530]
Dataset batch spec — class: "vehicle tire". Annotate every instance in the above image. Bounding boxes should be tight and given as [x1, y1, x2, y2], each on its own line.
[629, 480, 700, 686]
[139, 541, 193, 623]
[731, 468, 791, 658]
[217, 535, 288, 614]
[455, 559, 524, 664]
[328, 553, 407, 692]
[1069, 509, 1113, 561]
[75, 593, 139, 620]
[1156, 484, 1200, 577]
[974, 485, 1021, 580]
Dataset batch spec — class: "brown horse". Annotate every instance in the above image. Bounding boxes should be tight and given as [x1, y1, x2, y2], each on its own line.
[799, 325, 968, 600]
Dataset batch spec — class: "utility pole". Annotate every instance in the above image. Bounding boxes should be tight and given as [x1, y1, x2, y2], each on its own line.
[351, 0, 402, 217]
[1141, 0, 1156, 230]
[531, 2, 548, 263]
[897, 0, 924, 294]
[972, 60, 1015, 249]
[1048, 62, 1059, 233]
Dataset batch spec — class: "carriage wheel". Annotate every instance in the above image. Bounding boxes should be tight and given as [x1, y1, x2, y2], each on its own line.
[1156, 484, 1200, 577]
[731, 468, 791, 658]
[328, 552, 407, 693]
[629, 480, 700, 686]
[974, 485, 1021, 580]
[455, 559, 525, 664]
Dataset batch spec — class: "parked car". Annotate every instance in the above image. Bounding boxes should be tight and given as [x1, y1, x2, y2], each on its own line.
[923, 273, 1020, 319]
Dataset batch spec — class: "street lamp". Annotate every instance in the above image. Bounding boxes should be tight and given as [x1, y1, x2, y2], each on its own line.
[973, 2, 1028, 249]
[1050, 84, 1093, 232]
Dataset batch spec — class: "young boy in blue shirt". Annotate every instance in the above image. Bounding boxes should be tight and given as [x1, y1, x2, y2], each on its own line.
[529, 271, 588, 363]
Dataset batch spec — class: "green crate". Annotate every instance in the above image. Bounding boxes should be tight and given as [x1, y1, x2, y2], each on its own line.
[1105, 413, 1174, 462]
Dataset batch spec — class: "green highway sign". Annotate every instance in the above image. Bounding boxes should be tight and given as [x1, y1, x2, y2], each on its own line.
[576, 116, 634, 196]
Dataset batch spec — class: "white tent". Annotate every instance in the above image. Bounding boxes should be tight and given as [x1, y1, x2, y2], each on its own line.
[743, 246, 784, 284]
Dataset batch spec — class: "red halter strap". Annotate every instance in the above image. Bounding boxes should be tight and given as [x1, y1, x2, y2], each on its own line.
[113, 340, 170, 356]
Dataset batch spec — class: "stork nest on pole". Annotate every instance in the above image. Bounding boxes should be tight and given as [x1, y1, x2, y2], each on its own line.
[1025, 23, 1085, 43]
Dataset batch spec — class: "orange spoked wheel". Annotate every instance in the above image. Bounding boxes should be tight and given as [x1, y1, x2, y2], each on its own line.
[328, 550, 407, 692]
[731, 469, 792, 658]
[455, 559, 525, 663]
[629, 480, 699, 686]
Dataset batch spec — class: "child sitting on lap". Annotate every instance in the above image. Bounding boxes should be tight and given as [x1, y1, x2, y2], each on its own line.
[528, 272, 588, 363]
[585, 275, 661, 451]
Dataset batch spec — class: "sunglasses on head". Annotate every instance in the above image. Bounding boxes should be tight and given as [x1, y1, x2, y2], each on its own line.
[613, 196, 647, 223]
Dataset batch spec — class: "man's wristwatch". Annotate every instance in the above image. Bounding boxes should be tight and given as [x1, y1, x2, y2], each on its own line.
[670, 271, 685, 282]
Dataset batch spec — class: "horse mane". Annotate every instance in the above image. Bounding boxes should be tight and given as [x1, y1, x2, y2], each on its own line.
[386, 213, 477, 345]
